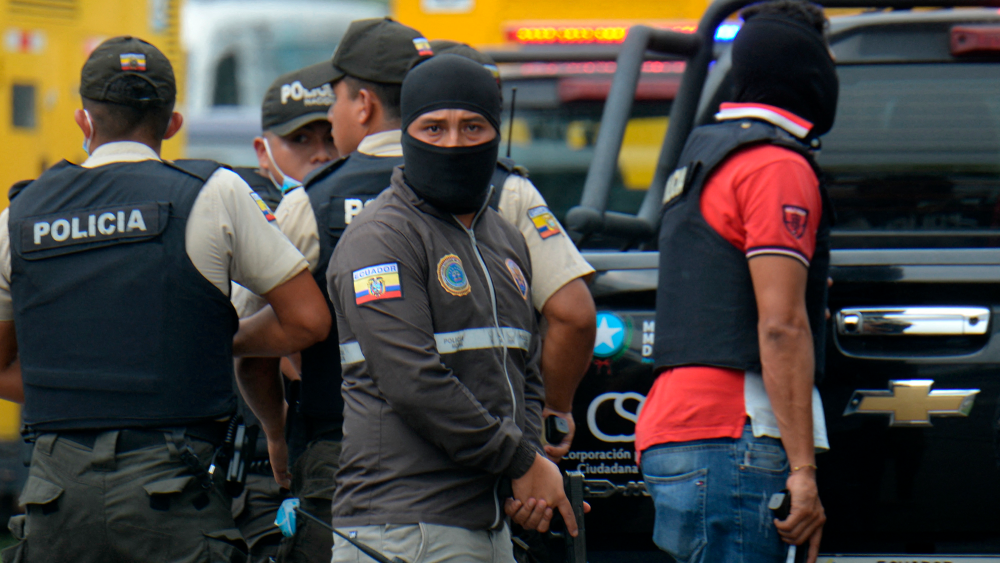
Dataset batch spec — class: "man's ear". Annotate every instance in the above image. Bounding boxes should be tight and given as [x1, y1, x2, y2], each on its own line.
[74, 109, 92, 138]
[356, 88, 379, 127]
[253, 137, 271, 172]
[163, 112, 184, 140]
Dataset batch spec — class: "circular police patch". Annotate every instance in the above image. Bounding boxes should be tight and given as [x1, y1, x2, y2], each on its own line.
[593, 312, 627, 358]
[505, 259, 529, 300]
[437, 254, 471, 297]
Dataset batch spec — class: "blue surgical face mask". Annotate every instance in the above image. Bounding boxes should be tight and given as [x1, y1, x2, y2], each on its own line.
[263, 138, 303, 193]
[82, 110, 94, 155]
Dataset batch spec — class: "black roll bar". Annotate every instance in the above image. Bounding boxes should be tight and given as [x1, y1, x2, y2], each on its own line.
[563, 26, 699, 240]
[570, 0, 1000, 242]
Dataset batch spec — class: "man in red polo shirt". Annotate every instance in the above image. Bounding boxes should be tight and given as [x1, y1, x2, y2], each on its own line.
[638, 2, 839, 562]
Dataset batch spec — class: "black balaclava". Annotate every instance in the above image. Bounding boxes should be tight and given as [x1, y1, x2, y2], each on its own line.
[401, 53, 502, 215]
[731, 14, 839, 138]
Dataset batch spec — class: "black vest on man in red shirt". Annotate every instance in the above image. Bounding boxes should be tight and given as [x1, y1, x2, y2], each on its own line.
[653, 119, 831, 380]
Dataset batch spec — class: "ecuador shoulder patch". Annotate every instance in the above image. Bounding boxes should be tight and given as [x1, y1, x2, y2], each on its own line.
[249, 191, 276, 223]
[354, 263, 402, 305]
[527, 206, 561, 239]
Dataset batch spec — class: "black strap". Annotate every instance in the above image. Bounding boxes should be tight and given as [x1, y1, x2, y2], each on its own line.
[167, 159, 228, 182]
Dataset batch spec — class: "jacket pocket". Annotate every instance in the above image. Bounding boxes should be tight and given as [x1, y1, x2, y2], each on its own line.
[643, 467, 708, 562]
[202, 528, 248, 563]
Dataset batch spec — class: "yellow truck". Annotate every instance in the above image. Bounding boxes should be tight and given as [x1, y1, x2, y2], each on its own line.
[0, 0, 186, 519]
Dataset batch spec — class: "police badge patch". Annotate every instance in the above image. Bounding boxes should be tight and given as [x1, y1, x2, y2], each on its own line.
[437, 254, 471, 297]
[782, 205, 809, 239]
[506, 259, 529, 300]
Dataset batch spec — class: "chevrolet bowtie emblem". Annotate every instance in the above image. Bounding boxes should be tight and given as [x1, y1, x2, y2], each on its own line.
[844, 379, 979, 427]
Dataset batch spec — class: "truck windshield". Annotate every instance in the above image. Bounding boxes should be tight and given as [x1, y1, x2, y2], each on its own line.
[818, 62, 1000, 247]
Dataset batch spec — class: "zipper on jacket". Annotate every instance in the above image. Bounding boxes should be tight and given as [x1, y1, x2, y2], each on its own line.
[456, 194, 518, 529]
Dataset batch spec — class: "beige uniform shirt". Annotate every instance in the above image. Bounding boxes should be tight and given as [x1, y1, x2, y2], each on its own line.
[234, 129, 594, 315]
[0, 142, 308, 321]
[495, 174, 594, 311]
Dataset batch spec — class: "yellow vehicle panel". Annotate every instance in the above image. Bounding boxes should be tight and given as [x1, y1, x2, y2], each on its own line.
[0, 0, 186, 210]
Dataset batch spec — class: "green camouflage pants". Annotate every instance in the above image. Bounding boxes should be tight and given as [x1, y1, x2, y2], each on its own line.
[275, 438, 341, 563]
[1, 430, 247, 563]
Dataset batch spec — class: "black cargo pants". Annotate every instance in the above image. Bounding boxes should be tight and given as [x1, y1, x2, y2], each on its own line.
[1, 429, 248, 563]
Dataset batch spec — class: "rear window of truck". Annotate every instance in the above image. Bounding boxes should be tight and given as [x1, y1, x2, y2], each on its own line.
[817, 62, 1000, 247]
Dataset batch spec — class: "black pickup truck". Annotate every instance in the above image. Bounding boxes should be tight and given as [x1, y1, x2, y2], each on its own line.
[554, 1, 1000, 561]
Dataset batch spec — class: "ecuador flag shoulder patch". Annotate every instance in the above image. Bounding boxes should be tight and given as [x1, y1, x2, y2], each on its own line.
[527, 206, 561, 239]
[353, 262, 403, 305]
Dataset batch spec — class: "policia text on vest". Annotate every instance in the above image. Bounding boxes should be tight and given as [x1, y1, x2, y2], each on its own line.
[25, 204, 156, 251]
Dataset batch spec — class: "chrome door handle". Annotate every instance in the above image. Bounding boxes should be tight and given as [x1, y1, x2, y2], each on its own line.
[836, 307, 990, 336]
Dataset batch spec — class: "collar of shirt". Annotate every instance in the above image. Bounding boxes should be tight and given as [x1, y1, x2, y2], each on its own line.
[81, 141, 161, 169]
[357, 130, 402, 157]
[714, 102, 813, 140]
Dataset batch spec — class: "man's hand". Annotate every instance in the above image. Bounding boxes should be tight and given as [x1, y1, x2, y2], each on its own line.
[775, 467, 825, 563]
[266, 429, 292, 489]
[542, 408, 575, 463]
[508, 452, 587, 536]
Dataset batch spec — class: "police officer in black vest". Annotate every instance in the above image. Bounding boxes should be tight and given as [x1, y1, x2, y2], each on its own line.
[0, 36, 330, 563]
[227, 64, 337, 563]
[264, 18, 431, 563]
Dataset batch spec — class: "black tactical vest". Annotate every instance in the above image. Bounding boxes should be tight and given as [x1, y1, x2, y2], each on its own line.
[298, 152, 402, 434]
[232, 166, 283, 211]
[487, 157, 527, 209]
[9, 159, 239, 432]
[653, 119, 831, 380]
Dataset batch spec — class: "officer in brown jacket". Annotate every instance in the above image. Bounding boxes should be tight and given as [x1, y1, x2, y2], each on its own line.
[327, 54, 580, 563]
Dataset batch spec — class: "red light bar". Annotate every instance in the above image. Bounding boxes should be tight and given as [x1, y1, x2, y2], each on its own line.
[558, 77, 680, 102]
[951, 25, 1000, 55]
[516, 60, 686, 77]
[507, 23, 696, 45]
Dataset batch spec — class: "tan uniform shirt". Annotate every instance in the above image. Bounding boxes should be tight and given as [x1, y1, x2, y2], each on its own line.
[0, 141, 308, 321]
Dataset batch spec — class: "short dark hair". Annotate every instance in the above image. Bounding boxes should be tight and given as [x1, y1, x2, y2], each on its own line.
[741, 0, 828, 35]
[82, 75, 174, 140]
[341, 76, 402, 121]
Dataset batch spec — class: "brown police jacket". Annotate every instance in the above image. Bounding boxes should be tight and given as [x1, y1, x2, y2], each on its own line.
[327, 167, 545, 531]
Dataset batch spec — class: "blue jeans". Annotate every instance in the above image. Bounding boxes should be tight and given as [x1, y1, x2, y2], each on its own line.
[640, 424, 791, 563]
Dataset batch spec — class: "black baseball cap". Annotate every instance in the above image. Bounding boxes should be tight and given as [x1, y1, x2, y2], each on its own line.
[80, 36, 175, 105]
[429, 40, 501, 86]
[300, 18, 432, 87]
[261, 66, 335, 136]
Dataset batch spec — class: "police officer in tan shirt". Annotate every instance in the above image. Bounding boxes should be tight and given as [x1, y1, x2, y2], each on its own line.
[0, 36, 329, 563]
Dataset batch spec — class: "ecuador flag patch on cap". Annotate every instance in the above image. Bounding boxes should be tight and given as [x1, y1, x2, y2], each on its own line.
[354, 262, 402, 305]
